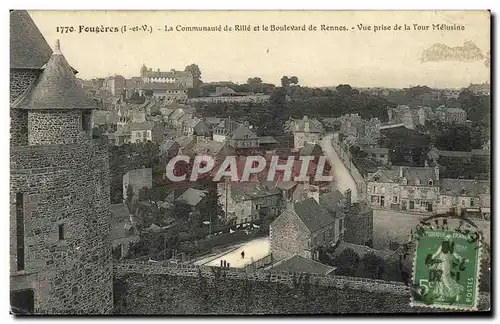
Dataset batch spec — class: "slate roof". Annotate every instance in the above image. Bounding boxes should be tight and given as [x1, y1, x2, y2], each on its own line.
[258, 136, 279, 145]
[332, 242, 393, 260]
[10, 10, 52, 69]
[299, 143, 323, 156]
[110, 203, 138, 241]
[14, 40, 97, 110]
[185, 139, 225, 157]
[267, 255, 336, 275]
[366, 166, 439, 186]
[440, 179, 490, 196]
[229, 182, 281, 202]
[175, 135, 196, 148]
[130, 121, 154, 131]
[293, 198, 335, 233]
[176, 188, 206, 207]
[231, 124, 258, 140]
[204, 117, 222, 125]
[363, 147, 389, 155]
[319, 192, 345, 218]
[141, 83, 186, 91]
[193, 120, 211, 137]
[161, 139, 180, 152]
[292, 117, 324, 133]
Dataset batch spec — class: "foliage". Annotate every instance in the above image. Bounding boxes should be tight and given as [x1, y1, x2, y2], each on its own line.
[185, 64, 202, 88]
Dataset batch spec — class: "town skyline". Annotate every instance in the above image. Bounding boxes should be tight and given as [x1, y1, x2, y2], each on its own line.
[29, 10, 490, 89]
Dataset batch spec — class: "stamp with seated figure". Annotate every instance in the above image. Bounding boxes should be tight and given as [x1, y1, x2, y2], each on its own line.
[411, 223, 482, 310]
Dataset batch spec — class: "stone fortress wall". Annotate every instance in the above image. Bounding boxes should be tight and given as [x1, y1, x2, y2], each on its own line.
[113, 261, 490, 314]
[10, 142, 114, 314]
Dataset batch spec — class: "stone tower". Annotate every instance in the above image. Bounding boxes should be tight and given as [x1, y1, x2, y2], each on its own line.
[10, 11, 113, 314]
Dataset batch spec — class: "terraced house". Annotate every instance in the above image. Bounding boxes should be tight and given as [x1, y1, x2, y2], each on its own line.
[366, 166, 440, 213]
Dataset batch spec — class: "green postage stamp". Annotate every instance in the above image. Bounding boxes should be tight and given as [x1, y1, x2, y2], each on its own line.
[411, 227, 482, 310]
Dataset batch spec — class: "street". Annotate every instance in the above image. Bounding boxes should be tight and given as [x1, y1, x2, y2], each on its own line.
[320, 134, 359, 202]
[193, 237, 270, 268]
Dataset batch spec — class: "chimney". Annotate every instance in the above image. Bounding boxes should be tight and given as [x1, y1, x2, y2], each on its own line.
[303, 116, 308, 121]
[157, 68, 160, 72]
[54, 39, 62, 54]
[304, 122, 310, 132]
[344, 189, 352, 206]
[399, 166, 404, 178]
[434, 165, 439, 180]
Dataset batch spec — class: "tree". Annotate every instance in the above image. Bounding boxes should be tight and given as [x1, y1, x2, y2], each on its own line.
[168, 201, 192, 227]
[361, 252, 386, 279]
[281, 76, 290, 87]
[185, 64, 202, 88]
[247, 77, 263, 85]
[289, 76, 299, 85]
[332, 248, 361, 277]
[125, 185, 134, 213]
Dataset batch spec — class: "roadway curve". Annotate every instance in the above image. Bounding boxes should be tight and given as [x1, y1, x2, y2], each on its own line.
[319, 133, 359, 202]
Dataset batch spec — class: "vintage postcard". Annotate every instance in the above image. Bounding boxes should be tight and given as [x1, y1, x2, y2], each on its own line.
[9, 10, 490, 315]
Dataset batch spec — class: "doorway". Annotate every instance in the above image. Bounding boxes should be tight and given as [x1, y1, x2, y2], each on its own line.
[10, 289, 34, 314]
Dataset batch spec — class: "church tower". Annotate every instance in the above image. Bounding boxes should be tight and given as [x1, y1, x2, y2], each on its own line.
[10, 11, 113, 314]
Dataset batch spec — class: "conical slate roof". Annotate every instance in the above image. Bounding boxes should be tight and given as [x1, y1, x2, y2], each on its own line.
[16, 40, 97, 110]
[10, 10, 53, 69]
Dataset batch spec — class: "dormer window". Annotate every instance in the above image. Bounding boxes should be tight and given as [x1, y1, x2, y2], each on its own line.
[461, 188, 468, 195]
[428, 180, 433, 186]
[415, 178, 421, 185]
[402, 177, 408, 185]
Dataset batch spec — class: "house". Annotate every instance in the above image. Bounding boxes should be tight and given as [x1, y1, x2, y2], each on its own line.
[130, 121, 155, 143]
[218, 181, 283, 225]
[181, 116, 201, 136]
[227, 123, 259, 149]
[193, 119, 211, 138]
[290, 116, 324, 149]
[435, 106, 467, 124]
[110, 203, 139, 259]
[175, 188, 207, 210]
[270, 198, 336, 262]
[258, 136, 279, 150]
[160, 140, 180, 160]
[213, 118, 240, 143]
[362, 147, 390, 165]
[366, 165, 440, 213]
[437, 179, 490, 218]
[123, 168, 153, 202]
[265, 254, 336, 275]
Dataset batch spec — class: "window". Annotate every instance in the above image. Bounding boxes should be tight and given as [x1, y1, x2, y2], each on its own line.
[442, 196, 446, 204]
[462, 200, 466, 206]
[136, 132, 141, 137]
[82, 111, 91, 132]
[16, 192, 24, 271]
[409, 200, 415, 210]
[402, 178, 408, 185]
[393, 196, 398, 203]
[415, 178, 421, 185]
[470, 199, 475, 207]
[58, 224, 65, 241]
[428, 180, 433, 186]
[372, 186, 376, 193]
[380, 154, 385, 158]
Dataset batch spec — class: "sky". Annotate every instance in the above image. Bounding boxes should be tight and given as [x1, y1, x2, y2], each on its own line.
[28, 10, 490, 88]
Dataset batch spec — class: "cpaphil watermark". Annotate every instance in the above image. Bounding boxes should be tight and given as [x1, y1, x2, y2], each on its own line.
[165, 155, 333, 183]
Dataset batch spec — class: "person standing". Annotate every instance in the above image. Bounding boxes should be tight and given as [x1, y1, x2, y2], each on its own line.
[241, 251, 245, 259]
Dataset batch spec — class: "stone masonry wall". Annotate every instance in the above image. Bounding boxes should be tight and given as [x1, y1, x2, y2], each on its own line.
[10, 70, 40, 103]
[10, 142, 113, 314]
[113, 261, 490, 314]
[28, 110, 91, 146]
[10, 70, 41, 146]
[270, 213, 310, 261]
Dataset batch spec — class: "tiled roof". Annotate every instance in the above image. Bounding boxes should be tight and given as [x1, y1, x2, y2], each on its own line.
[161, 139, 179, 152]
[10, 10, 52, 69]
[185, 139, 224, 156]
[14, 40, 98, 110]
[440, 179, 490, 196]
[176, 188, 206, 207]
[267, 255, 336, 275]
[293, 198, 335, 233]
[193, 120, 211, 137]
[229, 181, 281, 202]
[175, 135, 196, 148]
